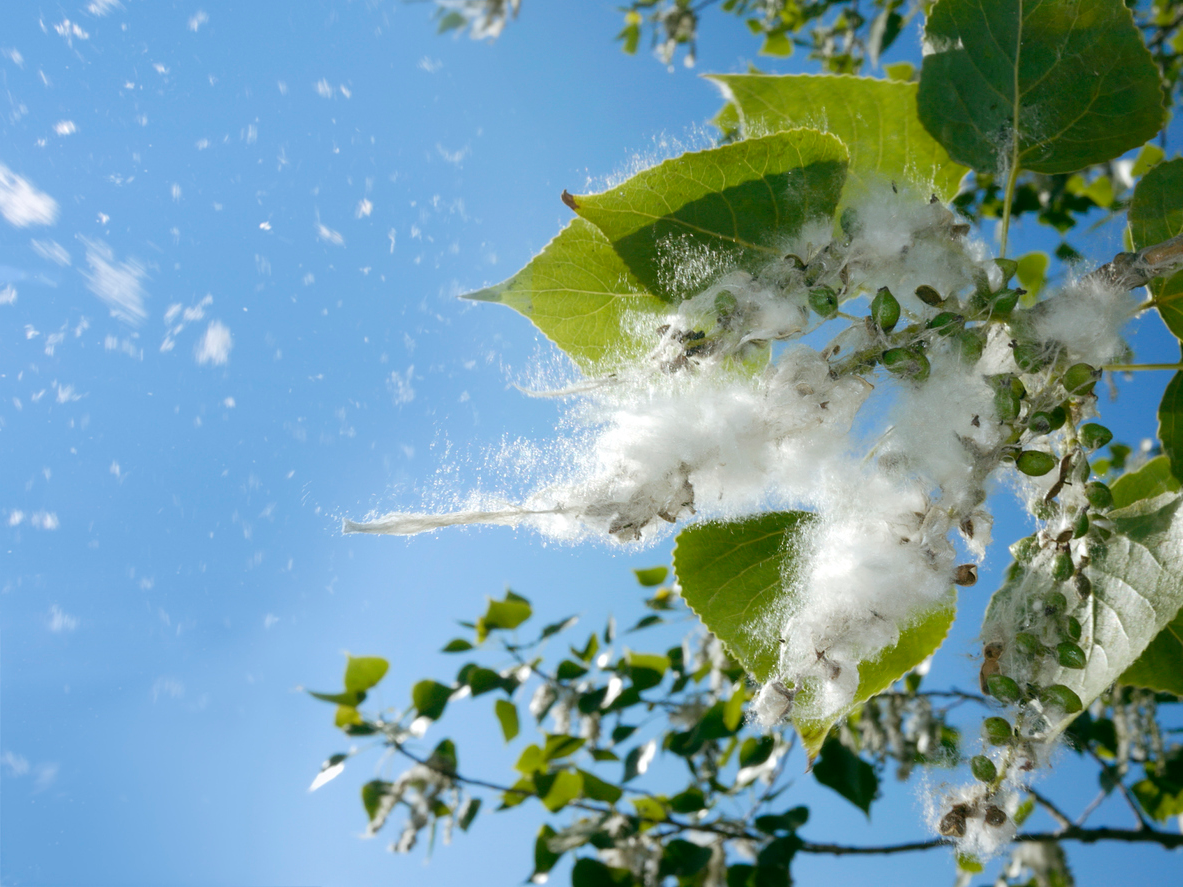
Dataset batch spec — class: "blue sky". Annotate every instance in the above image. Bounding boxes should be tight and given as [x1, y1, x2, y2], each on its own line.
[2, 2, 1181, 886]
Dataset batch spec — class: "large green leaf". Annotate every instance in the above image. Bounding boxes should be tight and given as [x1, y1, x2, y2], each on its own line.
[673, 511, 817, 682]
[917, 0, 1164, 176]
[1128, 158, 1183, 340]
[568, 129, 848, 301]
[1158, 359, 1183, 484]
[793, 596, 956, 758]
[1110, 455, 1181, 510]
[673, 513, 956, 758]
[344, 656, 389, 694]
[465, 217, 667, 373]
[708, 73, 968, 201]
[984, 492, 1183, 732]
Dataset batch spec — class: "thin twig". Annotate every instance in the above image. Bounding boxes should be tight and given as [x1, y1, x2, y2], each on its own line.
[1075, 788, 1109, 827]
[1029, 788, 1073, 830]
[1087, 747, 1153, 831]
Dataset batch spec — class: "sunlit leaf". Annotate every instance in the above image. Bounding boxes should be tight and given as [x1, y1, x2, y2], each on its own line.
[1160, 362, 1183, 485]
[984, 491, 1183, 732]
[633, 565, 668, 587]
[709, 73, 967, 200]
[343, 655, 389, 694]
[918, 0, 1164, 176]
[1111, 456, 1182, 510]
[464, 218, 666, 372]
[494, 698, 520, 742]
[308, 754, 346, 792]
[412, 679, 453, 721]
[568, 129, 848, 300]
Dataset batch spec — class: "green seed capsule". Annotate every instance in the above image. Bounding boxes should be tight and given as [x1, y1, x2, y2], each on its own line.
[883, 347, 931, 382]
[990, 288, 1022, 317]
[1074, 511, 1090, 539]
[987, 674, 1021, 703]
[993, 375, 1024, 423]
[1045, 406, 1068, 431]
[1012, 341, 1050, 373]
[1016, 450, 1057, 476]
[970, 755, 998, 782]
[809, 286, 839, 319]
[871, 286, 900, 332]
[928, 311, 964, 335]
[1015, 632, 1043, 656]
[993, 258, 1018, 285]
[1027, 411, 1055, 435]
[983, 717, 1013, 745]
[1063, 363, 1101, 396]
[1079, 423, 1113, 451]
[714, 289, 739, 318]
[1044, 590, 1069, 615]
[1057, 642, 1086, 669]
[1074, 572, 1092, 600]
[953, 329, 985, 365]
[1085, 482, 1114, 510]
[1066, 616, 1082, 641]
[915, 284, 944, 306]
[1041, 684, 1084, 713]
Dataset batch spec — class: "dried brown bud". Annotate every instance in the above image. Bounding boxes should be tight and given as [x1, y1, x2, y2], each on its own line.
[954, 564, 979, 587]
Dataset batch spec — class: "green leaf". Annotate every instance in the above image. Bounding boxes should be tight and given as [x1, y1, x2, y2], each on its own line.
[709, 73, 967, 200]
[1110, 455, 1181, 509]
[724, 680, 747, 731]
[634, 565, 669, 587]
[441, 638, 474, 653]
[739, 735, 776, 769]
[1131, 750, 1183, 821]
[334, 704, 363, 728]
[465, 218, 667, 373]
[308, 753, 347, 792]
[533, 824, 563, 880]
[577, 769, 623, 804]
[674, 511, 817, 681]
[429, 738, 458, 775]
[668, 786, 707, 813]
[412, 679, 452, 721]
[463, 666, 506, 696]
[675, 512, 954, 757]
[457, 796, 481, 831]
[542, 733, 587, 761]
[435, 10, 467, 33]
[812, 737, 879, 816]
[985, 492, 1183, 733]
[1160, 363, 1183, 486]
[1129, 158, 1183, 340]
[571, 857, 633, 887]
[568, 129, 848, 301]
[361, 779, 393, 822]
[535, 769, 583, 813]
[475, 591, 533, 642]
[343, 656, 389, 694]
[659, 840, 714, 879]
[917, 0, 1164, 176]
[494, 698, 520, 742]
[1016, 251, 1049, 301]
[308, 689, 365, 706]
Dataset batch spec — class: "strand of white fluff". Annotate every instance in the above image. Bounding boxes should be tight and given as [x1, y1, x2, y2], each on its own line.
[342, 507, 564, 536]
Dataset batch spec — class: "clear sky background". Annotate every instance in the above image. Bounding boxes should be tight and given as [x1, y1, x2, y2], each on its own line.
[2, 2, 1181, 886]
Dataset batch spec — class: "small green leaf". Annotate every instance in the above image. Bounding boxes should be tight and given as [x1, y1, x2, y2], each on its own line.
[668, 787, 707, 813]
[361, 779, 393, 822]
[412, 680, 452, 721]
[659, 840, 713, 879]
[1131, 750, 1183, 821]
[754, 806, 809, 834]
[515, 744, 545, 776]
[557, 659, 590, 680]
[308, 689, 365, 706]
[536, 769, 583, 812]
[464, 666, 506, 696]
[1016, 251, 1049, 300]
[634, 566, 669, 587]
[709, 73, 967, 200]
[812, 738, 879, 816]
[723, 681, 747, 731]
[442, 638, 474, 653]
[569, 129, 848, 301]
[577, 769, 623, 804]
[475, 592, 532, 642]
[343, 656, 389, 694]
[572, 857, 632, 887]
[533, 824, 563, 880]
[429, 738, 458, 775]
[739, 736, 776, 769]
[918, 0, 1165, 176]
[543, 734, 587, 761]
[457, 796, 481, 831]
[494, 699, 519, 742]
[334, 704, 363, 728]
[631, 795, 669, 826]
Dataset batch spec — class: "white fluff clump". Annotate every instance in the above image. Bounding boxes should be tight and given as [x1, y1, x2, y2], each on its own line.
[1030, 276, 1138, 367]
